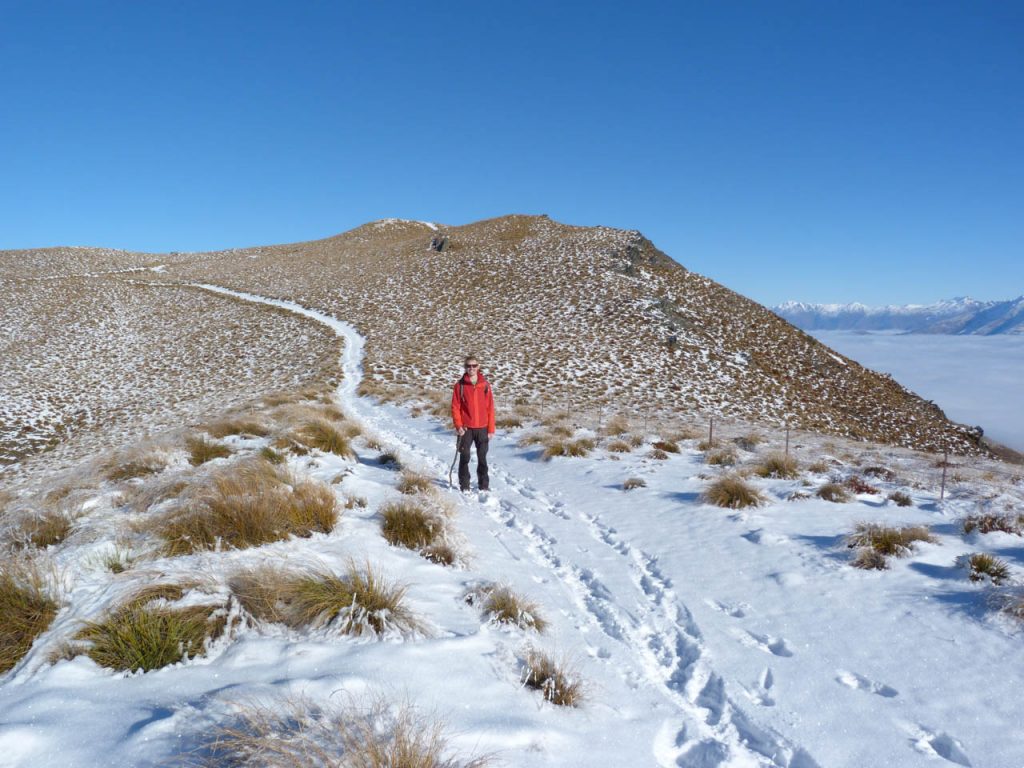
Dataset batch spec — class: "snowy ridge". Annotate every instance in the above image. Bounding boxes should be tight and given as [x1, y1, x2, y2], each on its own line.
[774, 296, 1024, 335]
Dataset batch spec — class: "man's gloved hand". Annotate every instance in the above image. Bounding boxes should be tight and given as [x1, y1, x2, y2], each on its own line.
[457, 427, 466, 436]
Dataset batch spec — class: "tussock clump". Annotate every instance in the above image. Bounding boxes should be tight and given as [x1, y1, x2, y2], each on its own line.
[521, 649, 583, 707]
[962, 513, 1024, 536]
[104, 449, 169, 481]
[628, 434, 645, 448]
[187, 696, 489, 768]
[998, 592, 1024, 623]
[845, 476, 880, 495]
[787, 491, 811, 501]
[516, 431, 546, 448]
[472, 585, 546, 632]
[541, 437, 595, 460]
[185, 435, 233, 466]
[696, 439, 716, 452]
[755, 452, 799, 479]
[293, 418, 355, 458]
[603, 415, 631, 436]
[124, 476, 190, 515]
[204, 417, 272, 439]
[817, 483, 851, 503]
[397, 470, 434, 496]
[231, 562, 419, 637]
[706, 447, 738, 466]
[495, 415, 523, 430]
[605, 439, 633, 453]
[157, 461, 338, 555]
[651, 440, 680, 454]
[648, 448, 669, 460]
[703, 476, 764, 509]
[623, 477, 647, 491]
[863, 465, 897, 482]
[887, 491, 913, 507]
[380, 500, 452, 564]
[734, 432, 764, 451]
[259, 446, 286, 465]
[807, 460, 831, 474]
[378, 451, 401, 468]
[846, 523, 935, 558]
[16, 510, 74, 549]
[964, 553, 1011, 585]
[851, 548, 889, 570]
[0, 557, 59, 673]
[76, 585, 229, 672]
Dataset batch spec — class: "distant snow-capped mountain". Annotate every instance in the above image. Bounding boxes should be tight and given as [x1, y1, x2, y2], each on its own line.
[773, 296, 1024, 335]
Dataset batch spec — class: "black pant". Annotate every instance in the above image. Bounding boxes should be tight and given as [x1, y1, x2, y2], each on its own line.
[458, 428, 489, 491]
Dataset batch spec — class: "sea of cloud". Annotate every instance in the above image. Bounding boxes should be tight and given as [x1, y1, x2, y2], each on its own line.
[812, 331, 1024, 452]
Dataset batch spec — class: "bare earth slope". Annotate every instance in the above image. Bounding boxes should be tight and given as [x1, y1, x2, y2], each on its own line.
[157, 215, 981, 455]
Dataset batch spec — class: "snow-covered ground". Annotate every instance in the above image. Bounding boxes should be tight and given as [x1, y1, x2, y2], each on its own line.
[2, 290, 1022, 768]
[812, 331, 1024, 452]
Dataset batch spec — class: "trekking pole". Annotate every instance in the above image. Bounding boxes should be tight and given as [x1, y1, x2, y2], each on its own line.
[448, 433, 463, 489]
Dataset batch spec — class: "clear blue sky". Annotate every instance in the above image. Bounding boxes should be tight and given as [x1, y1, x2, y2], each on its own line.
[1, 1, 1021, 305]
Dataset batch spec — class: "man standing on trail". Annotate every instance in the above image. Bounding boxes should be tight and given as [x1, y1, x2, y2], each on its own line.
[451, 355, 496, 492]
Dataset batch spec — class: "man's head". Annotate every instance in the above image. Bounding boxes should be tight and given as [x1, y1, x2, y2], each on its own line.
[464, 355, 480, 375]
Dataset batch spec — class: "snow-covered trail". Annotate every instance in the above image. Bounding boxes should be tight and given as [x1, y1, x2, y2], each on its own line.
[193, 284, 816, 767]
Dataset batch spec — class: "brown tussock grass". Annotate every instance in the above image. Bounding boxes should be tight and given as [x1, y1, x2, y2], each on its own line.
[231, 562, 420, 637]
[603, 415, 631, 436]
[472, 585, 547, 632]
[887, 491, 913, 507]
[816, 482, 851, 503]
[104, 448, 169, 482]
[651, 440, 680, 454]
[605, 439, 633, 453]
[292, 418, 355, 458]
[15, 509, 74, 549]
[0, 556, 59, 673]
[185, 695, 490, 768]
[965, 553, 1011, 585]
[541, 437, 595, 460]
[623, 477, 647, 490]
[962, 512, 1024, 536]
[204, 416, 272, 439]
[754, 452, 799, 479]
[185, 435, 233, 466]
[521, 649, 583, 707]
[703, 476, 765, 509]
[397, 470, 435, 496]
[846, 523, 935, 557]
[156, 460, 338, 555]
[706, 447, 738, 466]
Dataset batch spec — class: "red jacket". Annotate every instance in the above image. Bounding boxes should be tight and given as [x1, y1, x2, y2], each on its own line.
[451, 373, 495, 434]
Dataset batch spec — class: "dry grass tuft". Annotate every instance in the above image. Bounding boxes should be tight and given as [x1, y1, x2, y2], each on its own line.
[887, 491, 913, 507]
[845, 476, 880, 495]
[734, 433, 764, 451]
[472, 585, 547, 632]
[16, 509, 74, 549]
[75, 585, 228, 672]
[807, 459, 832, 474]
[651, 440, 680, 454]
[755, 452, 799, 479]
[623, 477, 647, 491]
[965, 553, 1011, 585]
[851, 548, 888, 570]
[0, 556, 59, 673]
[703, 476, 764, 509]
[380, 500, 452, 564]
[104, 449, 169, 481]
[157, 461, 338, 555]
[495, 415, 523, 430]
[378, 451, 401, 468]
[204, 417, 272, 439]
[648, 448, 669, 460]
[185, 435, 233, 466]
[863, 465, 897, 482]
[186, 696, 489, 768]
[605, 439, 633, 453]
[521, 649, 583, 707]
[962, 513, 1024, 536]
[293, 418, 355, 457]
[603, 415, 631, 436]
[231, 562, 419, 637]
[706, 447, 738, 466]
[846, 523, 935, 558]
[816, 483, 851, 503]
[259, 446, 286, 465]
[397, 470, 435, 496]
[541, 437, 595, 460]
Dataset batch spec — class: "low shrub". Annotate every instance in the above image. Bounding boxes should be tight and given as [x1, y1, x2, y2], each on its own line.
[623, 477, 647, 491]
[76, 586, 228, 672]
[185, 435, 232, 466]
[521, 649, 583, 707]
[846, 523, 935, 557]
[817, 483, 851, 503]
[231, 562, 419, 637]
[965, 553, 1011, 585]
[755, 452, 799, 479]
[845, 476, 880, 495]
[396, 470, 434, 496]
[887, 491, 913, 507]
[0, 557, 59, 673]
[962, 513, 1024, 536]
[703, 476, 764, 509]
[157, 461, 338, 555]
[651, 440, 680, 454]
[706, 448, 738, 466]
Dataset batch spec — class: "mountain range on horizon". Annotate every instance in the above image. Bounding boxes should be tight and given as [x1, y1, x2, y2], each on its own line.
[773, 295, 1024, 335]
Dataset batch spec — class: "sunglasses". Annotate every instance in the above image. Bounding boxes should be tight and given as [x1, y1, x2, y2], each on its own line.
[465, 363, 479, 369]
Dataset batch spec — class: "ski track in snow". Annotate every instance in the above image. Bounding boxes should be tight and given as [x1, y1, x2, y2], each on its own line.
[193, 283, 818, 768]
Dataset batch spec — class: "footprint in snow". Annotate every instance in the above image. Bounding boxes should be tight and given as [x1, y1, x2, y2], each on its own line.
[739, 630, 794, 657]
[908, 724, 972, 766]
[704, 598, 747, 618]
[742, 667, 776, 707]
[836, 670, 898, 698]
